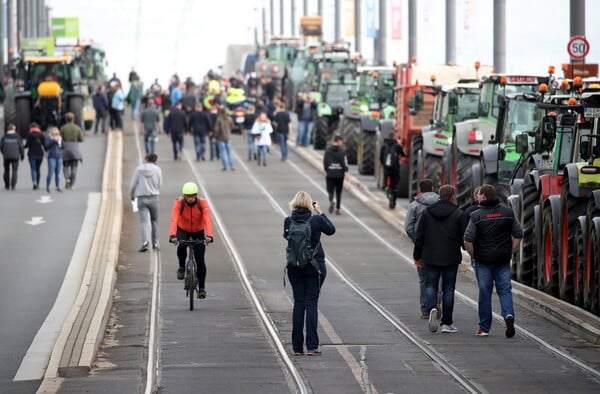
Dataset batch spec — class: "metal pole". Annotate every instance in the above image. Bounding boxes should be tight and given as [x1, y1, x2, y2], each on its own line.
[291, 0, 295, 36]
[354, 0, 361, 53]
[318, 0, 323, 16]
[570, 0, 585, 37]
[303, 0, 308, 16]
[378, 0, 386, 65]
[335, 0, 341, 41]
[270, 0, 274, 38]
[31, 0, 38, 37]
[16, 0, 24, 50]
[408, 0, 416, 62]
[0, 1, 4, 68]
[493, 0, 506, 73]
[280, 0, 284, 35]
[262, 6, 267, 45]
[446, 0, 456, 64]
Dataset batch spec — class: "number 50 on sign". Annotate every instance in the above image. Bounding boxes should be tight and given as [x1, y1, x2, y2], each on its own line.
[567, 36, 590, 60]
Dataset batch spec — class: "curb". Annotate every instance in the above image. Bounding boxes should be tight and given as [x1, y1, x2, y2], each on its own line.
[289, 141, 600, 343]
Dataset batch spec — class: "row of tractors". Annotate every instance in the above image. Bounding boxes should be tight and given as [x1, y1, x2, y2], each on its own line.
[254, 32, 600, 315]
[3, 43, 107, 137]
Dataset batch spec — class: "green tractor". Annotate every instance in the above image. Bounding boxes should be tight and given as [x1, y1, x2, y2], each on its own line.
[312, 68, 358, 150]
[255, 38, 301, 106]
[339, 66, 393, 165]
[4, 54, 85, 136]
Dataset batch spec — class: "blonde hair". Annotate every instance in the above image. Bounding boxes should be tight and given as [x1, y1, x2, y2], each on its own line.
[48, 126, 60, 136]
[289, 191, 313, 211]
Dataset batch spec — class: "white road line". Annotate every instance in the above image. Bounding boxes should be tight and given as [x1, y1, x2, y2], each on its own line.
[14, 193, 101, 381]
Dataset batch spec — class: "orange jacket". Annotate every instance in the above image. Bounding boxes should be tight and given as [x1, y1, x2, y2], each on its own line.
[169, 198, 213, 237]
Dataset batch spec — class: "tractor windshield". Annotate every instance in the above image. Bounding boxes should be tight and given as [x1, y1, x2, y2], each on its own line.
[363, 72, 395, 103]
[455, 88, 480, 122]
[266, 45, 296, 62]
[324, 82, 354, 108]
[479, 81, 539, 119]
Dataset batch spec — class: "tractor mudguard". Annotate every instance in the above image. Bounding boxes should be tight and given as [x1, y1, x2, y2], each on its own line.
[471, 162, 482, 189]
[480, 144, 498, 175]
[564, 164, 581, 198]
[591, 190, 600, 213]
[359, 113, 378, 133]
[510, 178, 524, 196]
[342, 101, 361, 120]
[15, 91, 32, 100]
[379, 119, 395, 136]
[530, 170, 541, 192]
[420, 125, 445, 158]
[317, 103, 332, 117]
[547, 195, 561, 234]
[508, 194, 520, 215]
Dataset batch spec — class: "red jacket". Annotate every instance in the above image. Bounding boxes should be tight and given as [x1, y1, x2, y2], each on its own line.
[169, 198, 213, 237]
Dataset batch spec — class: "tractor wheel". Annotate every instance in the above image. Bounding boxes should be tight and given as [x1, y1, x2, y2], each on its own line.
[15, 98, 32, 137]
[4, 84, 16, 133]
[397, 163, 409, 199]
[408, 135, 422, 200]
[514, 181, 537, 286]
[539, 204, 559, 296]
[283, 78, 293, 109]
[313, 117, 329, 150]
[585, 217, 600, 315]
[272, 77, 283, 100]
[424, 154, 443, 190]
[558, 180, 587, 303]
[68, 96, 84, 127]
[573, 218, 586, 307]
[341, 118, 360, 164]
[456, 151, 478, 211]
[441, 147, 453, 186]
[358, 131, 376, 175]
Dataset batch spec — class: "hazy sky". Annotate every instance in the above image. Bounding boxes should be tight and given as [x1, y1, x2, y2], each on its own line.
[45, 0, 600, 89]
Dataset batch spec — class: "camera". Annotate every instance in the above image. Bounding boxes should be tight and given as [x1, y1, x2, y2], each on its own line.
[312, 201, 317, 206]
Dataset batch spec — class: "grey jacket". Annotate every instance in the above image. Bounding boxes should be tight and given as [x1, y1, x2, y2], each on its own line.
[130, 162, 162, 199]
[0, 132, 24, 160]
[404, 191, 439, 242]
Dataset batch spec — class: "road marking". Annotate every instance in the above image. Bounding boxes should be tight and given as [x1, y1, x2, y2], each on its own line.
[14, 193, 101, 381]
[25, 216, 46, 226]
[37, 196, 53, 204]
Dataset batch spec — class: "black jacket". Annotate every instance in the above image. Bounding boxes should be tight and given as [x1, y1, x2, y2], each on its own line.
[413, 200, 468, 266]
[0, 132, 24, 160]
[283, 208, 336, 263]
[379, 138, 402, 171]
[463, 198, 523, 265]
[189, 110, 213, 136]
[166, 107, 187, 134]
[25, 130, 45, 159]
[323, 145, 348, 178]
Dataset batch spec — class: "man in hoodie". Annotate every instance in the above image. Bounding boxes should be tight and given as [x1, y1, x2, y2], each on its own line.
[323, 135, 349, 215]
[379, 131, 405, 209]
[413, 185, 468, 333]
[405, 179, 439, 319]
[0, 124, 24, 190]
[130, 153, 163, 252]
[60, 112, 84, 190]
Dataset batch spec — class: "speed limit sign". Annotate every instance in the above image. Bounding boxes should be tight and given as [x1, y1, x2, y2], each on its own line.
[567, 36, 590, 60]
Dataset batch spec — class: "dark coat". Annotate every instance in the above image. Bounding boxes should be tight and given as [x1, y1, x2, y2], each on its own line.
[189, 110, 213, 137]
[283, 208, 336, 264]
[323, 145, 348, 178]
[25, 129, 45, 159]
[413, 200, 468, 266]
[166, 107, 187, 134]
[0, 132, 24, 160]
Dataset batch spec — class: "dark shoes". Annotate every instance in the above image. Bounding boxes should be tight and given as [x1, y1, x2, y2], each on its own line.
[329, 201, 335, 213]
[177, 268, 185, 280]
[505, 315, 515, 338]
[139, 242, 149, 252]
[152, 242, 159, 250]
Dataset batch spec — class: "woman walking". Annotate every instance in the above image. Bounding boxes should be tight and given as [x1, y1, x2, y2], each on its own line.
[44, 127, 63, 193]
[252, 112, 272, 166]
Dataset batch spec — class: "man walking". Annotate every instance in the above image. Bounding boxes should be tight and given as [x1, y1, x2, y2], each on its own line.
[189, 102, 213, 161]
[273, 101, 291, 160]
[130, 153, 162, 252]
[213, 107, 235, 171]
[323, 135, 348, 215]
[413, 185, 468, 333]
[464, 184, 523, 338]
[165, 101, 187, 161]
[140, 99, 162, 155]
[60, 112, 84, 190]
[92, 85, 110, 134]
[0, 124, 24, 190]
[405, 179, 440, 319]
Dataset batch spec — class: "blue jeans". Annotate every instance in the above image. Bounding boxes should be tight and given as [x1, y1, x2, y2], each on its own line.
[46, 157, 63, 189]
[193, 135, 206, 160]
[170, 132, 184, 160]
[278, 132, 288, 159]
[28, 157, 43, 187]
[297, 120, 313, 146]
[144, 131, 157, 154]
[473, 262, 514, 332]
[287, 264, 322, 353]
[246, 130, 256, 159]
[257, 145, 268, 165]
[418, 266, 442, 315]
[209, 138, 218, 160]
[217, 140, 235, 169]
[425, 264, 459, 326]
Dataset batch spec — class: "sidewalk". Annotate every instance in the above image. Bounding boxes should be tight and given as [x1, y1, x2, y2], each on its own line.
[288, 136, 600, 345]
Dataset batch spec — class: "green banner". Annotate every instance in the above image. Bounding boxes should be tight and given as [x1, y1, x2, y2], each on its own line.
[51, 17, 80, 38]
[21, 37, 55, 56]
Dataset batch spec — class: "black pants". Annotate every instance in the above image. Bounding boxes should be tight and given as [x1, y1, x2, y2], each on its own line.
[3, 159, 19, 189]
[326, 176, 344, 209]
[383, 169, 400, 199]
[176, 230, 207, 289]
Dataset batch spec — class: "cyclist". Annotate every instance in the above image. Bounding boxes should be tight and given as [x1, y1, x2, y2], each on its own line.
[169, 182, 214, 299]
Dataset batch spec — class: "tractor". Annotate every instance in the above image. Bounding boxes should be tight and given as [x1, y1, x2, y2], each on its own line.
[255, 37, 302, 107]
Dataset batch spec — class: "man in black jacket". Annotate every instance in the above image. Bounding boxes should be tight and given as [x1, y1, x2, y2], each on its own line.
[414, 185, 467, 333]
[464, 184, 523, 338]
[165, 101, 187, 161]
[0, 124, 24, 190]
[323, 135, 348, 215]
[189, 103, 213, 161]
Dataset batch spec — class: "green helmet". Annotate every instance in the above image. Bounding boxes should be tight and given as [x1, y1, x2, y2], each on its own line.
[182, 182, 199, 195]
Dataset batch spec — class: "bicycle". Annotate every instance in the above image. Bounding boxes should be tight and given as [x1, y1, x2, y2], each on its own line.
[170, 236, 213, 311]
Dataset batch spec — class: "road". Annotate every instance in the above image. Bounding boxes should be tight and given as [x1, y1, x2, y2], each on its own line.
[2, 115, 599, 393]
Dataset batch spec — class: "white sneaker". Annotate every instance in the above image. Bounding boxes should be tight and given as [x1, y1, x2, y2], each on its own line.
[441, 324, 458, 333]
[428, 308, 438, 332]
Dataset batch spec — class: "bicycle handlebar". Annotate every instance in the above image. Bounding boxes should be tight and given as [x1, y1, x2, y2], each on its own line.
[169, 236, 213, 245]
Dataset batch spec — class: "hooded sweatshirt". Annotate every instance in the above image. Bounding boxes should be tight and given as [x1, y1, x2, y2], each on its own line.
[323, 145, 348, 178]
[413, 200, 468, 266]
[130, 162, 162, 199]
[405, 191, 439, 242]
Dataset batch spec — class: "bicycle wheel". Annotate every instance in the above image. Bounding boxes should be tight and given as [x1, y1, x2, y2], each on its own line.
[187, 259, 196, 311]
